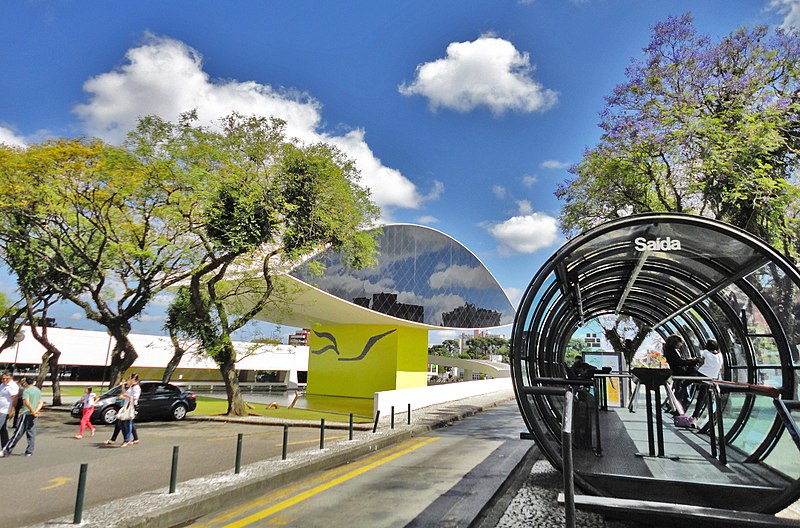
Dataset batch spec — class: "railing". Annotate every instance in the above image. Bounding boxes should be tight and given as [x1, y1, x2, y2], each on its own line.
[521, 381, 577, 528]
[520, 377, 601, 455]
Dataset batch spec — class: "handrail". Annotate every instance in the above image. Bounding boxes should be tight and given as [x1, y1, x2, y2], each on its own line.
[562, 389, 576, 528]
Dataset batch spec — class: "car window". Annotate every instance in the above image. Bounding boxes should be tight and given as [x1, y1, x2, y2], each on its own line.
[155, 384, 179, 395]
[99, 386, 122, 398]
[139, 383, 156, 395]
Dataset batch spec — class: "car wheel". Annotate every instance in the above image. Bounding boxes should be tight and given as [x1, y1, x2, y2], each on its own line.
[171, 403, 187, 421]
[101, 406, 118, 425]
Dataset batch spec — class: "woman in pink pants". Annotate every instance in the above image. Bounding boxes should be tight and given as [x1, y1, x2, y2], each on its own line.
[74, 387, 98, 439]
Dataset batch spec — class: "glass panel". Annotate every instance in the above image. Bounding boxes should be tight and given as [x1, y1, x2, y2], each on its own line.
[291, 225, 515, 328]
[752, 337, 781, 366]
[763, 428, 800, 479]
[755, 367, 783, 388]
[746, 263, 800, 367]
[727, 395, 776, 456]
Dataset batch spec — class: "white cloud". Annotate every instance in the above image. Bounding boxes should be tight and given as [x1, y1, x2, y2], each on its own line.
[399, 35, 558, 115]
[429, 264, 496, 290]
[0, 126, 26, 147]
[503, 287, 523, 308]
[769, 0, 800, 31]
[521, 174, 538, 188]
[540, 159, 570, 170]
[73, 34, 427, 214]
[487, 212, 559, 255]
[69, 312, 84, 321]
[416, 215, 439, 224]
[492, 185, 507, 199]
[516, 200, 533, 215]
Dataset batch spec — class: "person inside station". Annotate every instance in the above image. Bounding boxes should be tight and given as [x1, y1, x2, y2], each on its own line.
[691, 339, 724, 420]
[570, 355, 598, 380]
[662, 334, 702, 414]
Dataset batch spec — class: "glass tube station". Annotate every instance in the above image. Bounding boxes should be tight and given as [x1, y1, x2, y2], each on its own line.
[511, 213, 800, 515]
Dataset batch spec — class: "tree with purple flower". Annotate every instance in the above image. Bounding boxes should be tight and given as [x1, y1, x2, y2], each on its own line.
[558, 13, 800, 258]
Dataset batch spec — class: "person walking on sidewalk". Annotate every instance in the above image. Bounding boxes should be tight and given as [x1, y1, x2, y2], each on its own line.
[0, 376, 42, 457]
[74, 386, 98, 439]
[0, 371, 19, 449]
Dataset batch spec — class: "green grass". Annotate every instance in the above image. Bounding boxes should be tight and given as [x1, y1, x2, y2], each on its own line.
[194, 396, 372, 423]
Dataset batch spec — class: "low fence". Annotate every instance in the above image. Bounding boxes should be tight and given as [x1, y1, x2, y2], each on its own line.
[373, 377, 512, 417]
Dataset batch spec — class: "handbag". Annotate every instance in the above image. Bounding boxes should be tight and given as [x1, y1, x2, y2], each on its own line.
[117, 401, 135, 421]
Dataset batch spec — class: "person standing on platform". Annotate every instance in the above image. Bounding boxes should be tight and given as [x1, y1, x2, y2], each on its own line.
[0, 376, 42, 457]
[663, 334, 701, 413]
[692, 339, 724, 420]
[0, 371, 19, 449]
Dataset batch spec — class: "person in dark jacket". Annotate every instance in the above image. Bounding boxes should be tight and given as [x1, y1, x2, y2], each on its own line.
[663, 334, 701, 412]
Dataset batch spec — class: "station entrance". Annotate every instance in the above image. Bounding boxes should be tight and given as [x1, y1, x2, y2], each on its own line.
[511, 213, 800, 515]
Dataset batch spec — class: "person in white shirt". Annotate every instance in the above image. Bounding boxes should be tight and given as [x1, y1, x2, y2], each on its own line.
[74, 387, 98, 439]
[692, 339, 724, 419]
[0, 371, 19, 449]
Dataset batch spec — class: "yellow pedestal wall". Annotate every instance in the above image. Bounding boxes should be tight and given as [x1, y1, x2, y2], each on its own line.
[306, 325, 428, 399]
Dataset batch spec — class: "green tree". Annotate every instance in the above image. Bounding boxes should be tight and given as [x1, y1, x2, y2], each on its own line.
[557, 14, 800, 256]
[130, 112, 379, 416]
[428, 338, 461, 357]
[0, 139, 203, 387]
[464, 335, 508, 360]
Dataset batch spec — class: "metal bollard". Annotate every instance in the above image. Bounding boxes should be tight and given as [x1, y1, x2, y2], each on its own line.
[282, 424, 289, 460]
[408, 403, 411, 425]
[73, 463, 88, 524]
[169, 446, 179, 494]
[372, 410, 380, 433]
[235, 433, 243, 474]
[349, 413, 354, 441]
[391, 406, 395, 429]
[320, 418, 326, 449]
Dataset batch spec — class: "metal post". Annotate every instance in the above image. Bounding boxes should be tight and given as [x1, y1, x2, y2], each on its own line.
[235, 433, 243, 474]
[707, 385, 717, 459]
[349, 413, 354, 441]
[282, 424, 289, 460]
[654, 386, 665, 457]
[372, 410, 380, 433]
[319, 418, 325, 449]
[714, 386, 727, 465]
[391, 406, 395, 429]
[73, 463, 88, 524]
[169, 446, 179, 493]
[562, 390, 576, 528]
[644, 386, 655, 456]
[407, 403, 411, 425]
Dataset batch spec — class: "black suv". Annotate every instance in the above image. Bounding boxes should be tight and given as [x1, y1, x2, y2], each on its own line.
[71, 381, 197, 425]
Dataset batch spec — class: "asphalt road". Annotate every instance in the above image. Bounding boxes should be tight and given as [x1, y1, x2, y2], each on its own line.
[0, 410, 336, 527]
[187, 401, 528, 528]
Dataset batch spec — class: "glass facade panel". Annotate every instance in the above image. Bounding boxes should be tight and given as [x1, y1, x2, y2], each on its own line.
[752, 337, 781, 366]
[763, 428, 800, 479]
[727, 395, 775, 455]
[291, 225, 514, 328]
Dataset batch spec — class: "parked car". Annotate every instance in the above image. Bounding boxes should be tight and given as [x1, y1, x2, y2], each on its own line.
[71, 381, 197, 425]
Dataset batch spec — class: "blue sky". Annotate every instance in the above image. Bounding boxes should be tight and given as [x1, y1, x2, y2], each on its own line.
[1, 0, 798, 341]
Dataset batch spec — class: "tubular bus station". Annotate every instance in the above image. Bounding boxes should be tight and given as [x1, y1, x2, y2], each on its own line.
[510, 213, 800, 525]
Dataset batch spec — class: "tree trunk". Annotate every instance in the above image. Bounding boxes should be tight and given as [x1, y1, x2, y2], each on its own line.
[29, 325, 63, 405]
[219, 351, 247, 416]
[105, 322, 138, 387]
[162, 331, 186, 383]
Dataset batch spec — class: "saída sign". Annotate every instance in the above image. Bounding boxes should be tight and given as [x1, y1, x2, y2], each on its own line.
[634, 236, 682, 252]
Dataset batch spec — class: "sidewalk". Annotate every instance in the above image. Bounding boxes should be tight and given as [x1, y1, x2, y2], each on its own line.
[26, 389, 524, 528]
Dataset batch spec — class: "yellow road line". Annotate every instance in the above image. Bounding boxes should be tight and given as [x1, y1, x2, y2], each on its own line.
[211, 436, 440, 528]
